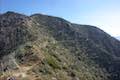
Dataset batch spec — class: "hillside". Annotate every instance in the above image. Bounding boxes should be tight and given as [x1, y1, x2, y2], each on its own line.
[0, 12, 120, 80]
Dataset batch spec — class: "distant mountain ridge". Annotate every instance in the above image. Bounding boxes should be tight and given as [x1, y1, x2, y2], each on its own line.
[0, 11, 120, 80]
[116, 36, 120, 40]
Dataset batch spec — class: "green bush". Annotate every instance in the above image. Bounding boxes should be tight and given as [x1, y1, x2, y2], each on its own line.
[45, 55, 61, 69]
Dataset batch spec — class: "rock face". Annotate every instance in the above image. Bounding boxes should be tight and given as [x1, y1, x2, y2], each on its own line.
[0, 12, 120, 80]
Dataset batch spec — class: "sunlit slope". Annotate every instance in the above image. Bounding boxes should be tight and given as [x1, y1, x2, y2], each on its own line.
[0, 12, 120, 80]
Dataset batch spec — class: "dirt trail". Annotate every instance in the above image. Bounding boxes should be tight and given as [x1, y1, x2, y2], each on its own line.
[0, 54, 41, 79]
[10, 59, 40, 79]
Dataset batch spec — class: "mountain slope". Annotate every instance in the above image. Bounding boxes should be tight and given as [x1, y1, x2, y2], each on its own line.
[0, 12, 120, 80]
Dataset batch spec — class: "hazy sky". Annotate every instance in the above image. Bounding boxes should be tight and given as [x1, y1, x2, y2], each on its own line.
[0, 0, 120, 37]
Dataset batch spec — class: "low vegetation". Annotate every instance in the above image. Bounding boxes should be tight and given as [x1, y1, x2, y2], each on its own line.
[0, 12, 120, 80]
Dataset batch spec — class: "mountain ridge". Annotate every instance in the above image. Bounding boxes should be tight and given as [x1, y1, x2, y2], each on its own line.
[0, 11, 120, 80]
[116, 36, 120, 41]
